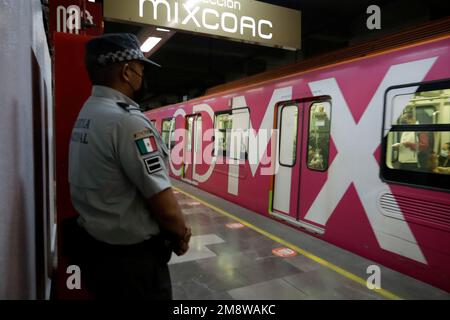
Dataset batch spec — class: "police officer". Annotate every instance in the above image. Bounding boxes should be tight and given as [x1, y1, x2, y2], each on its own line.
[68, 33, 191, 299]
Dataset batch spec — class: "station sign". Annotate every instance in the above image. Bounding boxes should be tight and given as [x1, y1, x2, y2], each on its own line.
[103, 0, 301, 50]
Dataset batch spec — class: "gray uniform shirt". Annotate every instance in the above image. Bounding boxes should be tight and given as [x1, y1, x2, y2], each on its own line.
[69, 85, 171, 245]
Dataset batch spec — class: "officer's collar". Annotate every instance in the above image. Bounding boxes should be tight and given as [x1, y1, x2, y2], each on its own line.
[92, 85, 139, 108]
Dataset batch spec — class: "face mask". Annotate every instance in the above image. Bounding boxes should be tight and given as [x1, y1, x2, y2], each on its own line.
[440, 149, 449, 158]
[133, 77, 148, 104]
[127, 66, 148, 104]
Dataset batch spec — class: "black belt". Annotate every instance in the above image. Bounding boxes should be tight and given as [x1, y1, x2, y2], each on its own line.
[62, 216, 172, 260]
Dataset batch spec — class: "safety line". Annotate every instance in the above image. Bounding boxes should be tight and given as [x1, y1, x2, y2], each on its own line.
[173, 186, 403, 300]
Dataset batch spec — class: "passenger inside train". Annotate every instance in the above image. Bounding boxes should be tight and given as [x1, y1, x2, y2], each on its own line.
[386, 88, 450, 175]
[428, 153, 450, 174]
[438, 142, 450, 166]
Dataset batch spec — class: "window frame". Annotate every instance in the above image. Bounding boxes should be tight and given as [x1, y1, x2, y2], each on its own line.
[183, 113, 203, 155]
[184, 114, 196, 153]
[161, 117, 175, 149]
[306, 100, 332, 172]
[213, 107, 250, 160]
[278, 103, 300, 168]
[380, 78, 450, 193]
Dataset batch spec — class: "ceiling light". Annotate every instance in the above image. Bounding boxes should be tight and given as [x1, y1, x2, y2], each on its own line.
[140, 37, 162, 52]
[156, 27, 171, 32]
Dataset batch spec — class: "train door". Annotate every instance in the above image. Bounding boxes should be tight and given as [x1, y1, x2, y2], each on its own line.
[297, 99, 331, 233]
[272, 102, 302, 219]
[272, 98, 331, 231]
[183, 114, 202, 183]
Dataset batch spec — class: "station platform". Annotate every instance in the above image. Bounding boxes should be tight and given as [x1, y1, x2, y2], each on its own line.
[168, 179, 450, 300]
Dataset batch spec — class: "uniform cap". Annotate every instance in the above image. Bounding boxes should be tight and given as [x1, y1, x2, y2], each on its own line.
[86, 33, 161, 68]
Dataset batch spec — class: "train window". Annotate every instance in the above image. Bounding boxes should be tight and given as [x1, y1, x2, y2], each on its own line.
[279, 104, 298, 166]
[195, 116, 202, 153]
[186, 116, 194, 152]
[214, 108, 249, 159]
[215, 113, 232, 157]
[382, 79, 450, 191]
[307, 101, 331, 171]
[161, 118, 175, 149]
[229, 108, 249, 160]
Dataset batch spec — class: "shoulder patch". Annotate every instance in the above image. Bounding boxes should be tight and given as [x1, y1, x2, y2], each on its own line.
[134, 128, 152, 140]
[135, 135, 157, 155]
[143, 154, 163, 175]
[117, 102, 140, 112]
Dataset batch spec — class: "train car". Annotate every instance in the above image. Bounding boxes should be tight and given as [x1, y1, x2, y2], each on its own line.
[145, 22, 450, 292]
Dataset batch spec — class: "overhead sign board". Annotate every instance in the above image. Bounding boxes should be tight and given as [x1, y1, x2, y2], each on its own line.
[103, 0, 301, 50]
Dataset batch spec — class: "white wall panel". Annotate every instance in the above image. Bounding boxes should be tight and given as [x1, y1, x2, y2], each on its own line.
[0, 0, 52, 299]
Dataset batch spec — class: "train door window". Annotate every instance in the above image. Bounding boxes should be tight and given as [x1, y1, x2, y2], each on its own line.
[186, 116, 194, 152]
[229, 108, 249, 160]
[307, 101, 331, 171]
[195, 116, 202, 153]
[214, 108, 249, 159]
[279, 104, 298, 166]
[161, 118, 175, 149]
[382, 79, 450, 191]
[215, 113, 232, 156]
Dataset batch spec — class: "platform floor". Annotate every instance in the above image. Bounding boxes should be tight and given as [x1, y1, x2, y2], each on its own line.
[168, 179, 450, 300]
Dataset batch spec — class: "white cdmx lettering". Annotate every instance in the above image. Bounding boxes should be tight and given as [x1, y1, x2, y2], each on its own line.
[213, 88, 292, 195]
[167, 88, 291, 187]
[305, 57, 437, 263]
[166, 57, 437, 264]
[247, 87, 292, 176]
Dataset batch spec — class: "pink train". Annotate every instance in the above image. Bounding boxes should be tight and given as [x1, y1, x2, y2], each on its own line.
[146, 26, 450, 292]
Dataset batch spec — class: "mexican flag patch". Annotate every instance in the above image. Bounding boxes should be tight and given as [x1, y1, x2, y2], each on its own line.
[135, 136, 157, 155]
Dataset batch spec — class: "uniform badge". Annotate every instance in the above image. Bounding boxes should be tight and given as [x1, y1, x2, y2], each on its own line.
[134, 128, 152, 140]
[144, 154, 163, 174]
[135, 135, 157, 155]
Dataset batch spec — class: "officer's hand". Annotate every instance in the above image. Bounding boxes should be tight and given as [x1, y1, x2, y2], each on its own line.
[173, 240, 189, 256]
[173, 227, 192, 256]
[183, 227, 192, 244]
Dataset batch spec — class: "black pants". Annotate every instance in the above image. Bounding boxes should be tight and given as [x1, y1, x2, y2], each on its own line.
[62, 217, 173, 300]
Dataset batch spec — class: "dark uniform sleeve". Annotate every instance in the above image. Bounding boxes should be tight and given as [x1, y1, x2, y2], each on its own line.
[117, 113, 171, 199]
